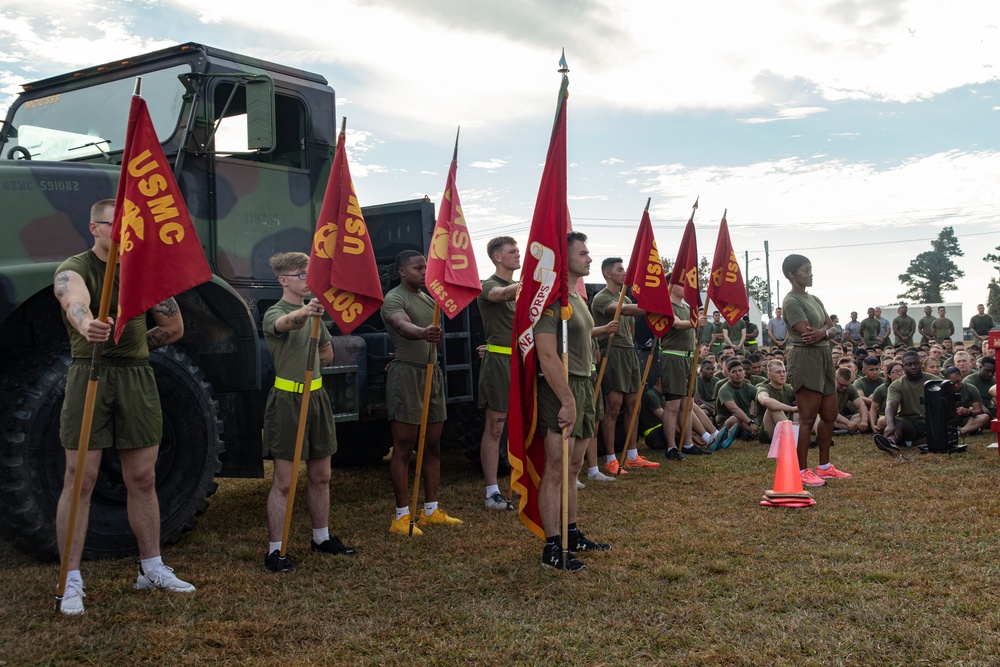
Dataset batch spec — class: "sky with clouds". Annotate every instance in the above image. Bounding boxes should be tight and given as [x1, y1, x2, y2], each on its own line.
[2, 0, 998, 326]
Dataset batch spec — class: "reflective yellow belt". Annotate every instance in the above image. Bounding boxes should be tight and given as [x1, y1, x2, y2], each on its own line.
[643, 423, 662, 437]
[661, 349, 693, 357]
[486, 344, 512, 355]
[274, 377, 323, 393]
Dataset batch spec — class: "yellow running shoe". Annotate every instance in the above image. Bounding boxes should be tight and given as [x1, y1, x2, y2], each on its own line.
[389, 514, 423, 536]
[417, 508, 464, 526]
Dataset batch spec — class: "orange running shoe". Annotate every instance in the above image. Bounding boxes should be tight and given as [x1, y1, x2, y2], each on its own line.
[815, 464, 852, 480]
[800, 468, 826, 487]
[605, 459, 628, 475]
[624, 454, 660, 469]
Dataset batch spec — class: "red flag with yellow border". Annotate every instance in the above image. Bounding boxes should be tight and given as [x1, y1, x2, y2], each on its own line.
[708, 211, 749, 325]
[508, 74, 570, 540]
[307, 127, 383, 333]
[110, 94, 211, 343]
[624, 207, 674, 337]
[669, 219, 702, 309]
[426, 152, 480, 318]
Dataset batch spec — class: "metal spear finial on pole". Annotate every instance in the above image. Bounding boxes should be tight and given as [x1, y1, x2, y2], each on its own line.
[558, 48, 569, 74]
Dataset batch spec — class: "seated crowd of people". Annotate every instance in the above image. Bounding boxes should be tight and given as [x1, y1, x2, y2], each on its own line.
[633, 303, 998, 460]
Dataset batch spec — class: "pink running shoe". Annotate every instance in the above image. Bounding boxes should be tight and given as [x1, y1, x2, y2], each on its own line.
[815, 464, 852, 480]
[800, 468, 826, 487]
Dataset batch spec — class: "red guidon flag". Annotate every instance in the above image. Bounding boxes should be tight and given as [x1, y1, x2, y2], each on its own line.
[111, 93, 211, 343]
[307, 125, 383, 333]
[708, 211, 749, 325]
[624, 206, 674, 337]
[669, 218, 702, 309]
[508, 74, 570, 540]
[426, 146, 480, 318]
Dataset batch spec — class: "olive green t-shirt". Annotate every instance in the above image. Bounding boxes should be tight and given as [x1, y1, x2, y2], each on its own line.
[870, 383, 890, 415]
[954, 382, 982, 410]
[782, 292, 830, 348]
[716, 380, 756, 422]
[660, 301, 693, 351]
[970, 314, 995, 337]
[963, 373, 994, 408]
[263, 299, 332, 381]
[638, 387, 664, 433]
[381, 285, 438, 364]
[887, 372, 938, 420]
[696, 374, 719, 402]
[754, 382, 796, 426]
[892, 315, 916, 343]
[917, 315, 936, 340]
[837, 383, 861, 415]
[931, 317, 955, 340]
[476, 274, 515, 347]
[853, 376, 882, 397]
[860, 317, 880, 344]
[55, 250, 148, 360]
[592, 287, 634, 348]
[535, 290, 594, 378]
[725, 319, 746, 347]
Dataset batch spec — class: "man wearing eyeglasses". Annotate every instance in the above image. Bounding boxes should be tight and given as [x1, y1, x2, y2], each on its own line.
[52, 199, 191, 615]
[261, 251, 355, 572]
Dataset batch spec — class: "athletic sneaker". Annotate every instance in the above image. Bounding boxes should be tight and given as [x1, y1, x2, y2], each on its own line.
[988, 443, 998, 450]
[59, 579, 85, 615]
[264, 549, 295, 572]
[135, 563, 196, 592]
[576, 479, 585, 489]
[389, 515, 423, 536]
[587, 470, 616, 482]
[815, 464, 852, 480]
[624, 454, 660, 469]
[799, 468, 826, 487]
[710, 426, 730, 451]
[605, 459, 628, 475]
[568, 530, 611, 552]
[311, 537, 356, 556]
[417, 508, 464, 526]
[720, 428, 738, 449]
[873, 434, 900, 455]
[666, 447, 685, 461]
[485, 491, 513, 510]
[541, 542, 586, 572]
[682, 444, 711, 456]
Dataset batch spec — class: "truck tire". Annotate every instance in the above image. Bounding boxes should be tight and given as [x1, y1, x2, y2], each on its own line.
[0, 347, 223, 561]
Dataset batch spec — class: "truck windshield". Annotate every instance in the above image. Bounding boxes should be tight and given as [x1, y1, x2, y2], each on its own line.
[3, 65, 190, 162]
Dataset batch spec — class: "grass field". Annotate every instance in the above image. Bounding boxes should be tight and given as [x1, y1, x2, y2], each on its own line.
[2, 433, 1000, 666]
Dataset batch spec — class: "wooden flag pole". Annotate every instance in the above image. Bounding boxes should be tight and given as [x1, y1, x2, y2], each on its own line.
[409, 304, 441, 535]
[279, 315, 322, 557]
[678, 300, 708, 449]
[55, 238, 119, 613]
[593, 287, 627, 402]
[618, 340, 660, 468]
[560, 315, 571, 568]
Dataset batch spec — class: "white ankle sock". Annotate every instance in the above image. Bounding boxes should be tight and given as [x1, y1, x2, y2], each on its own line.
[626, 449, 638, 461]
[587, 466, 600, 477]
[423, 501, 438, 515]
[485, 484, 500, 498]
[818, 463, 831, 470]
[702, 432, 713, 444]
[140, 556, 162, 573]
[67, 569, 82, 584]
[312, 527, 329, 543]
[605, 454, 616, 464]
[269, 541, 282, 553]
[395, 506, 409, 520]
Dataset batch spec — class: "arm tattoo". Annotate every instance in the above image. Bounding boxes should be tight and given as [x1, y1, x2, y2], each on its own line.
[147, 327, 170, 350]
[290, 315, 304, 327]
[153, 297, 180, 317]
[68, 302, 89, 328]
[54, 272, 70, 298]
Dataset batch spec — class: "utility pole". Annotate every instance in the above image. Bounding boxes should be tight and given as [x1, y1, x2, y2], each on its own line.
[764, 240, 772, 317]
[745, 250, 751, 305]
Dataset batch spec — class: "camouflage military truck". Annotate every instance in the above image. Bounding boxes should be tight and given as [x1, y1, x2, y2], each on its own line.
[0, 43, 478, 561]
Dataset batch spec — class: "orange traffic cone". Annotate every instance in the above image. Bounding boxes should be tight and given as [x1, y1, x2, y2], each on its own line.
[760, 421, 815, 508]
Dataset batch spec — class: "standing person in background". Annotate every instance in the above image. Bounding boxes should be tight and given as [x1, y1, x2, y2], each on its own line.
[932, 306, 955, 344]
[875, 307, 891, 349]
[475, 236, 520, 510]
[860, 308, 880, 349]
[842, 311, 861, 346]
[781, 254, 852, 487]
[892, 304, 917, 349]
[918, 306, 936, 346]
[969, 304, 995, 346]
[767, 307, 788, 351]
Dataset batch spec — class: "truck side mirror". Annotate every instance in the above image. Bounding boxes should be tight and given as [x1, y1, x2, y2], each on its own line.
[245, 78, 275, 152]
